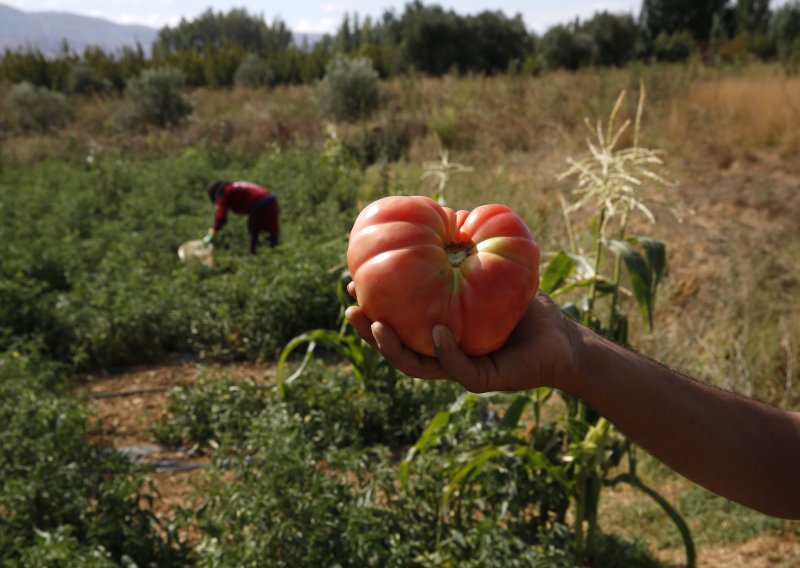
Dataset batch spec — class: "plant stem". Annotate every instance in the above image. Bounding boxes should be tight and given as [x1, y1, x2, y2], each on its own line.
[573, 472, 586, 563]
[582, 209, 606, 328]
[607, 215, 628, 338]
[607, 253, 623, 332]
[609, 473, 696, 568]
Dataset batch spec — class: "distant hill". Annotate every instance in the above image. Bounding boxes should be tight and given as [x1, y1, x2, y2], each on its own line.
[0, 3, 325, 56]
[0, 3, 159, 55]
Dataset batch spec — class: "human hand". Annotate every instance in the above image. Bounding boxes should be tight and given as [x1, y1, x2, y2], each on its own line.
[201, 232, 214, 247]
[345, 283, 578, 393]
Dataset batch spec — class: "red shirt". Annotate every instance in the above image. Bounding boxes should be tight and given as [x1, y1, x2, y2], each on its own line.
[213, 181, 272, 232]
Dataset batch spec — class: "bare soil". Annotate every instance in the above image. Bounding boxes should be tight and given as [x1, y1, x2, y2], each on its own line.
[81, 356, 271, 522]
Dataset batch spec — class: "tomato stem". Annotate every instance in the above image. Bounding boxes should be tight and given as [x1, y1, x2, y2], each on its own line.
[445, 243, 472, 266]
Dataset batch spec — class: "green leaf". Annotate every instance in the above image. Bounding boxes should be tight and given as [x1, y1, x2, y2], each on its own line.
[631, 236, 666, 287]
[540, 251, 575, 294]
[608, 239, 654, 329]
[442, 446, 503, 510]
[550, 277, 615, 299]
[275, 329, 364, 396]
[400, 410, 451, 484]
[568, 253, 596, 279]
[499, 395, 530, 430]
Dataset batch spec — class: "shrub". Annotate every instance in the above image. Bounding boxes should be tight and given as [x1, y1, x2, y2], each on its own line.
[191, 405, 574, 567]
[233, 54, 275, 88]
[0, 350, 189, 565]
[152, 374, 268, 449]
[343, 118, 412, 166]
[10, 81, 68, 132]
[769, 1, 800, 73]
[66, 63, 111, 96]
[123, 67, 194, 128]
[539, 25, 595, 71]
[429, 106, 464, 150]
[653, 30, 696, 62]
[317, 55, 380, 122]
[582, 12, 639, 67]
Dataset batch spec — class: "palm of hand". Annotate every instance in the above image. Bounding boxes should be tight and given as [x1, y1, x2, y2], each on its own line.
[345, 286, 575, 393]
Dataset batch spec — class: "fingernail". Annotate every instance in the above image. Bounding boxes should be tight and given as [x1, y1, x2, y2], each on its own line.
[432, 326, 443, 348]
[371, 322, 383, 350]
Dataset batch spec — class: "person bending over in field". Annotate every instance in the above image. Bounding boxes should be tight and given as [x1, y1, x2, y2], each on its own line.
[345, 286, 800, 520]
[203, 180, 280, 255]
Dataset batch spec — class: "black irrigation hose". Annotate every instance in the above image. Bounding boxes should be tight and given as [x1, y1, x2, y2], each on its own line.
[88, 386, 181, 399]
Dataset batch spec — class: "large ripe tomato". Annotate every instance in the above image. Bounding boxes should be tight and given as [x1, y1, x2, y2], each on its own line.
[346, 195, 540, 356]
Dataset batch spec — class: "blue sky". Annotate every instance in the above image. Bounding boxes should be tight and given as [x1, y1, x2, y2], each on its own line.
[5, 1, 646, 34]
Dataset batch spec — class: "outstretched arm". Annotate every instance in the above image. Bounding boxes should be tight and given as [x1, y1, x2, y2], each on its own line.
[567, 321, 800, 520]
[345, 288, 800, 519]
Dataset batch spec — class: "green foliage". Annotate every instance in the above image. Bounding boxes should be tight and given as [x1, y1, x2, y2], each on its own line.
[15, 527, 117, 567]
[429, 106, 463, 150]
[0, 350, 189, 566]
[736, 0, 772, 34]
[9, 81, 68, 132]
[653, 30, 697, 62]
[80, 44, 148, 92]
[339, 117, 413, 166]
[152, 374, 268, 449]
[123, 67, 194, 128]
[0, 146, 355, 369]
[769, 1, 800, 73]
[66, 62, 111, 96]
[233, 54, 275, 88]
[2, 1, 795, 94]
[536, 13, 640, 71]
[202, 42, 247, 88]
[641, 0, 728, 42]
[186, 394, 576, 567]
[317, 55, 380, 122]
[582, 12, 639, 67]
[0, 48, 68, 90]
[539, 25, 595, 71]
[394, 3, 532, 75]
[153, 7, 292, 56]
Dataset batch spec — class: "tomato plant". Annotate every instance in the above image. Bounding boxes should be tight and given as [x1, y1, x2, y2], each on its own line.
[347, 195, 540, 356]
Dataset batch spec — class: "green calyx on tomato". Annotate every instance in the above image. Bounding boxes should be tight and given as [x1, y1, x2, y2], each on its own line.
[347, 195, 540, 357]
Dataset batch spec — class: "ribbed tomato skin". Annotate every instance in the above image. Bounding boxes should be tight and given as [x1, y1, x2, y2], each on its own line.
[347, 196, 540, 356]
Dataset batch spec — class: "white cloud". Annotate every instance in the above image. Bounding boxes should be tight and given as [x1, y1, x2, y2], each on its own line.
[121, 12, 179, 27]
[322, 3, 355, 14]
[294, 17, 339, 34]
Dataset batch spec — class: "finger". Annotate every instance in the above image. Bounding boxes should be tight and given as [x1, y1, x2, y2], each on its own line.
[344, 306, 377, 349]
[346, 281, 357, 301]
[432, 325, 491, 393]
[371, 322, 451, 380]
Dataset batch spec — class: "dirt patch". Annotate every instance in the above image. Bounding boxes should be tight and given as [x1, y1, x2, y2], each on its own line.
[81, 356, 273, 517]
[657, 533, 800, 568]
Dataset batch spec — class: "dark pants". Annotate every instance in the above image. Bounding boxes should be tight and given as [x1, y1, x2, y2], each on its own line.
[248, 194, 280, 255]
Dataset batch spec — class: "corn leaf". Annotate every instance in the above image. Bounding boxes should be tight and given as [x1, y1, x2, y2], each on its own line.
[608, 239, 654, 329]
[499, 394, 530, 430]
[540, 251, 576, 294]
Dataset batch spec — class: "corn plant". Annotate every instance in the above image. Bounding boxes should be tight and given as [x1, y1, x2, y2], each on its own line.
[404, 83, 695, 566]
[421, 150, 473, 205]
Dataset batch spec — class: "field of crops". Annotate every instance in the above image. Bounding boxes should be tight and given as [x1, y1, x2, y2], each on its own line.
[1, 62, 799, 566]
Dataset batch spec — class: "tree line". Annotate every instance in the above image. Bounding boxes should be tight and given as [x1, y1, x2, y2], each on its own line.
[1, 0, 799, 93]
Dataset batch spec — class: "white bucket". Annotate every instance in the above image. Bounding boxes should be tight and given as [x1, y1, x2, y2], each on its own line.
[178, 239, 214, 268]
